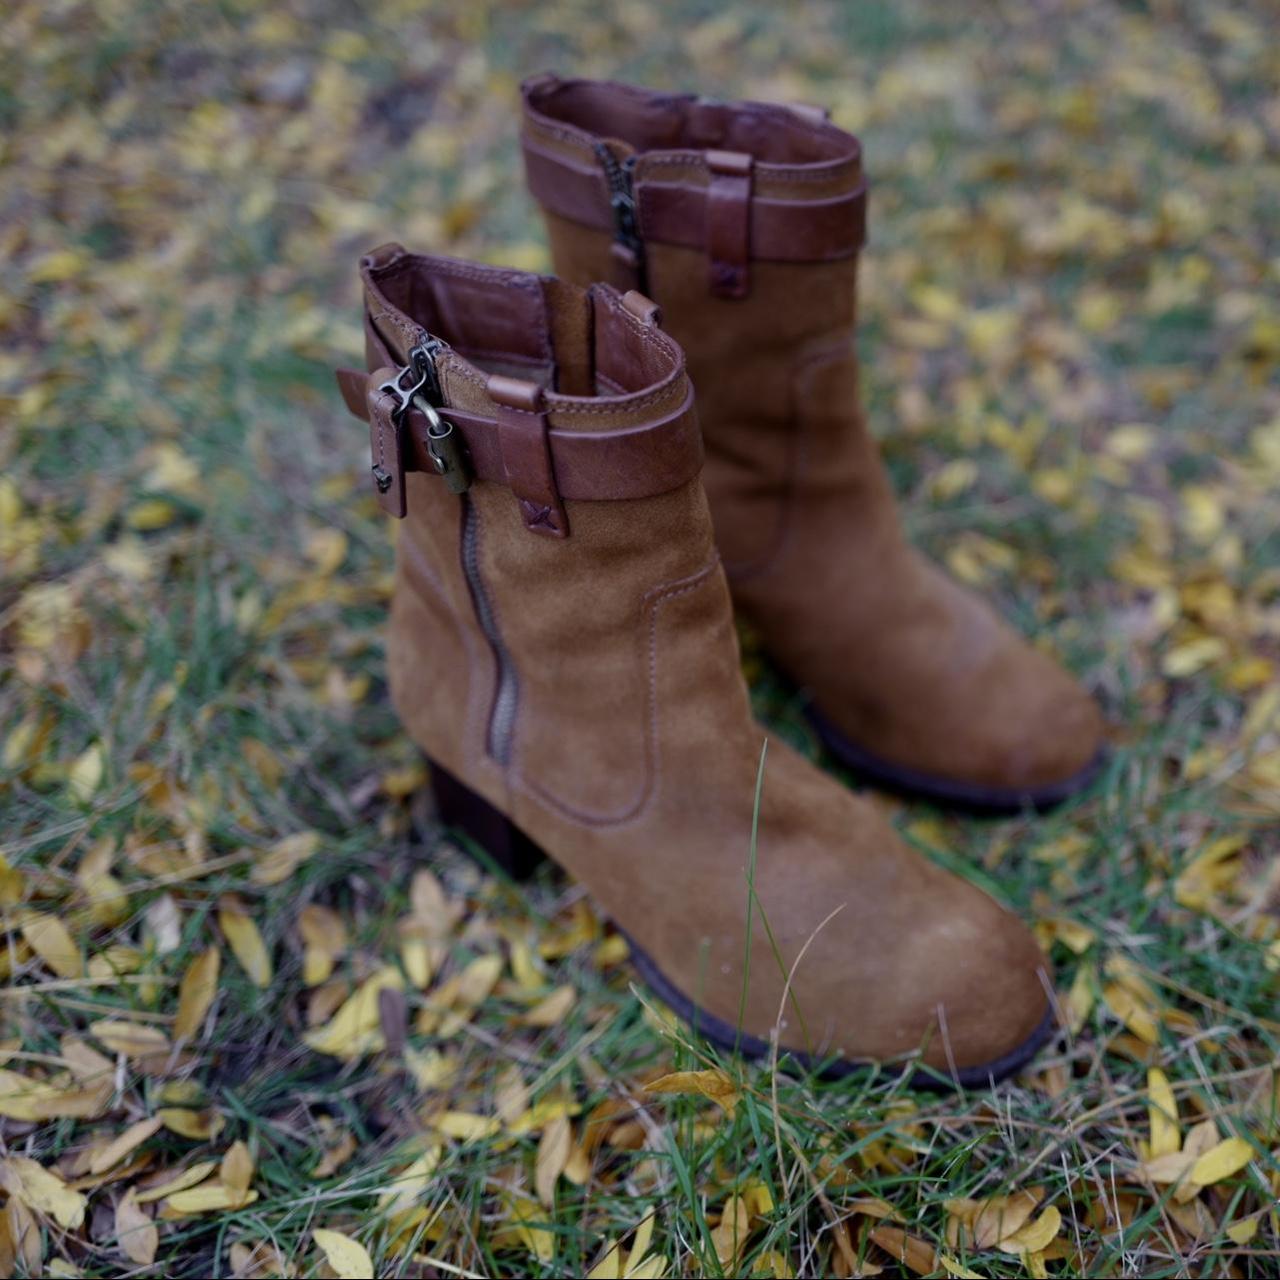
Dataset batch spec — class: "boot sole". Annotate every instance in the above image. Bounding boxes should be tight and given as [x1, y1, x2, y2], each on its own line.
[804, 703, 1107, 815]
[428, 758, 1056, 1089]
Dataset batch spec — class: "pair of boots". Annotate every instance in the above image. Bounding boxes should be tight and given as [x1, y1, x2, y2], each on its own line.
[336, 75, 1106, 1083]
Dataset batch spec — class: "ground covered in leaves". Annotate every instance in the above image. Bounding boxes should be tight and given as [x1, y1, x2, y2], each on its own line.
[2, 1, 1279, 1276]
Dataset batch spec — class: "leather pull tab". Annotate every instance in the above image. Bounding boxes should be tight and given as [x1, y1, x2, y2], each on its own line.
[787, 102, 830, 124]
[366, 368, 407, 518]
[489, 375, 568, 538]
[621, 291, 663, 326]
[705, 150, 753, 299]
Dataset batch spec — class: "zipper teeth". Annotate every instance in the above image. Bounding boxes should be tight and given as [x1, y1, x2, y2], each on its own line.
[460, 498, 518, 765]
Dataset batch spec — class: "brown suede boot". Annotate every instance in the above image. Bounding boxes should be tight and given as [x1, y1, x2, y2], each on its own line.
[336, 244, 1053, 1082]
[519, 74, 1106, 812]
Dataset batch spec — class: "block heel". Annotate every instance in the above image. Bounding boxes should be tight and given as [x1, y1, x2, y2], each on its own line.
[427, 758, 547, 880]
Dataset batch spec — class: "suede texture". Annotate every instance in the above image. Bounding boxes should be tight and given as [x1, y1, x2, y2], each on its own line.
[541, 208, 1104, 793]
[376, 255, 1052, 1073]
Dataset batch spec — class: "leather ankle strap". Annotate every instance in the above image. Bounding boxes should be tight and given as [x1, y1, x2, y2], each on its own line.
[521, 73, 868, 297]
[335, 289, 702, 531]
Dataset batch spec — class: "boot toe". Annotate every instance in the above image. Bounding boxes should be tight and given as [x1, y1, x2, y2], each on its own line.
[916, 901, 1053, 1078]
[994, 654, 1106, 795]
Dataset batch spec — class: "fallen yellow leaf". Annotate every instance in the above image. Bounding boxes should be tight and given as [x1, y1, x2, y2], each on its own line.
[1147, 1067, 1180, 1158]
[20, 913, 83, 978]
[173, 947, 221, 1040]
[134, 1161, 219, 1204]
[998, 1205, 1061, 1254]
[92, 1021, 172, 1059]
[303, 967, 404, 1059]
[645, 1068, 739, 1117]
[522, 984, 576, 1028]
[162, 1181, 260, 1215]
[68, 742, 104, 802]
[1189, 1136, 1253, 1187]
[218, 895, 272, 987]
[535, 1113, 571, 1207]
[115, 1187, 158, 1266]
[89, 1116, 164, 1175]
[250, 830, 319, 886]
[313, 1227, 374, 1279]
[710, 1194, 753, 1268]
[432, 1111, 500, 1142]
[0, 1156, 87, 1228]
[157, 1108, 224, 1141]
[219, 1140, 254, 1199]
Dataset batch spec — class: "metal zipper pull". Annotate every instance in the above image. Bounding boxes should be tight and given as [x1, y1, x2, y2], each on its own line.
[378, 335, 472, 495]
[594, 142, 646, 292]
[423, 403, 471, 495]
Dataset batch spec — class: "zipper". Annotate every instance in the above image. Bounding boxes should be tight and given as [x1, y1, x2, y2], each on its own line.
[460, 500, 519, 764]
[388, 332, 519, 764]
[594, 142, 646, 292]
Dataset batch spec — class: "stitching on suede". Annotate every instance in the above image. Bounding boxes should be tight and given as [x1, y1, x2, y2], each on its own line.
[512, 552, 721, 828]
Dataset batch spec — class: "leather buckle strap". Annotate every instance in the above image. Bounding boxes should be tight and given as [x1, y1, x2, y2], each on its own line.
[335, 310, 702, 533]
[521, 134, 867, 266]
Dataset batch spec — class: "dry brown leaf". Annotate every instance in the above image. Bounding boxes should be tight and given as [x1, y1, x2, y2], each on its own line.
[173, 946, 221, 1040]
[115, 1187, 158, 1265]
[868, 1225, 938, 1276]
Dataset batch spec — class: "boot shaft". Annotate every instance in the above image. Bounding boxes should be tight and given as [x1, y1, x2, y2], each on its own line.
[520, 75, 883, 573]
[335, 246, 752, 820]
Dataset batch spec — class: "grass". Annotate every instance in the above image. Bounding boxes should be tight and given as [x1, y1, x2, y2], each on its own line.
[2, 0, 1278, 1276]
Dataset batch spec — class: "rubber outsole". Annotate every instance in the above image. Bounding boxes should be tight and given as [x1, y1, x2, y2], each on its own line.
[428, 758, 1056, 1090]
[804, 703, 1107, 815]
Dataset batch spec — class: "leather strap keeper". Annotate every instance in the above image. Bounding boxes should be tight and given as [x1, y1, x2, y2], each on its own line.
[489, 375, 568, 538]
[705, 149, 753, 298]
